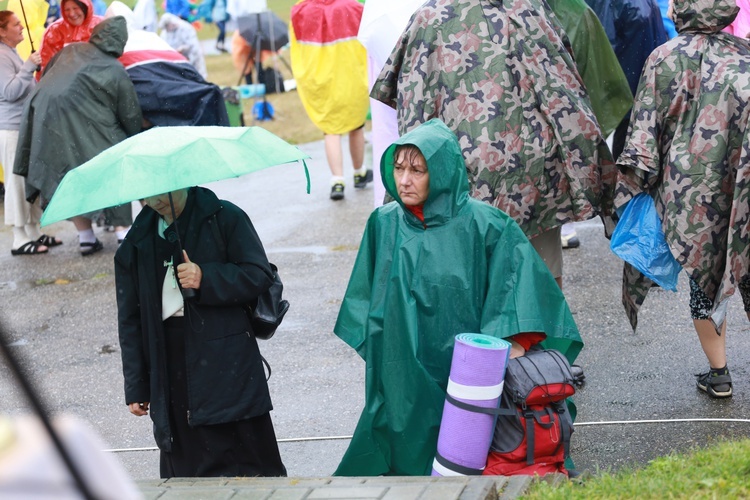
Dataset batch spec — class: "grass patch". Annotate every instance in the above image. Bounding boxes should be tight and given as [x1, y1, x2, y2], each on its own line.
[523, 438, 750, 499]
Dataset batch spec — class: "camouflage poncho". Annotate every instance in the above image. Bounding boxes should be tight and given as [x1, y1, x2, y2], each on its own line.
[371, 0, 616, 238]
[615, 0, 750, 329]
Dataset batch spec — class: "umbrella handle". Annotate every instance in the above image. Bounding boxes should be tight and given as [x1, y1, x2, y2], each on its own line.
[181, 285, 197, 300]
[167, 191, 197, 301]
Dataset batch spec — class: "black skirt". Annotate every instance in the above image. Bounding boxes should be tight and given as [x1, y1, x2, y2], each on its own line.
[160, 316, 287, 478]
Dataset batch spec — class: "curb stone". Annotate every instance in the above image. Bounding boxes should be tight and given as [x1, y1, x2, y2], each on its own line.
[135, 474, 548, 499]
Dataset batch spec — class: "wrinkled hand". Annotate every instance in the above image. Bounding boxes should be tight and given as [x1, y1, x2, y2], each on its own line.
[129, 402, 149, 416]
[28, 52, 42, 66]
[177, 250, 202, 289]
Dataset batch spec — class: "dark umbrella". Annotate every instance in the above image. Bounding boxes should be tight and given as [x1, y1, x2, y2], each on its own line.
[236, 11, 289, 52]
[236, 11, 289, 94]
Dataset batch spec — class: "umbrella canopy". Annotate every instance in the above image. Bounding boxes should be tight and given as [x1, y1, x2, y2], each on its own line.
[7, 0, 48, 58]
[237, 11, 288, 52]
[40, 126, 310, 226]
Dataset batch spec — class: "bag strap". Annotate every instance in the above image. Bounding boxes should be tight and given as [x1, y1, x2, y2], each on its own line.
[524, 409, 535, 465]
[445, 393, 516, 416]
[434, 451, 484, 476]
[211, 214, 273, 381]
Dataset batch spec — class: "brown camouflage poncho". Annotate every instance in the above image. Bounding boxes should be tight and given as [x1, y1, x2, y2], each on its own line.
[371, 0, 616, 238]
[615, 0, 750, 329]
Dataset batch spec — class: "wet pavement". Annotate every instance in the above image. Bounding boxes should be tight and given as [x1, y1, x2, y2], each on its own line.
[0, 134, 749, 494]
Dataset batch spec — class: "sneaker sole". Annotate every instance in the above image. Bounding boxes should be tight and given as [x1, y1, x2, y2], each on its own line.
[697, 381, 733, 398]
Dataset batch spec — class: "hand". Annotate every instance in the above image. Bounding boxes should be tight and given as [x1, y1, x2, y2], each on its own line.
[28, 52, 42, 66]
[129, 402, 149, 416]
[177, 250, 202, 289]
[508, 340, 526, 359]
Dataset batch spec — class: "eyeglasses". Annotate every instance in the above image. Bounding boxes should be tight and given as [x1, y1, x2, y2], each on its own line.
[393, 164, 427, 178]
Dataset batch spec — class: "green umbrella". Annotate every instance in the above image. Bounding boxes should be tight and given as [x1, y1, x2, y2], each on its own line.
[40, 126, 310, 227]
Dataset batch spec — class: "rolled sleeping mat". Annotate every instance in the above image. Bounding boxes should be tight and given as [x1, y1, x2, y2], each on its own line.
[432, 333, 510, 476]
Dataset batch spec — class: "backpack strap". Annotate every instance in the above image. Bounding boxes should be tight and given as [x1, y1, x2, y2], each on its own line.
[523, 409, 535, 465]
[445, 393, 516, 416]
[433, 451, 484, 476]
[208, 213, 273, 380]
[555, 402, 573, 459]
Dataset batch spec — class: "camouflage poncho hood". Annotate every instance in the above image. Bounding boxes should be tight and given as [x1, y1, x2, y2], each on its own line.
[673, 0, 739, 34]
[615, 0, 750, 328]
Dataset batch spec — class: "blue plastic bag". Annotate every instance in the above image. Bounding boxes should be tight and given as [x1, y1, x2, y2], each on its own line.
[610, 193, 681, 291]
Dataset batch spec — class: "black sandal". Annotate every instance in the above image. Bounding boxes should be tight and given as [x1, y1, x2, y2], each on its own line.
[11, 241, 49, 256]
[80, 239, 103, 256]
[37, 234, 63, 247]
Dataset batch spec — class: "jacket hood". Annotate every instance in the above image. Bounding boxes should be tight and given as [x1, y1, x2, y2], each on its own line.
[61, 0, 96, 26]
[673, 0, 739, 33]
[381, 119, 469, 227]
[89, 16, 128, 57]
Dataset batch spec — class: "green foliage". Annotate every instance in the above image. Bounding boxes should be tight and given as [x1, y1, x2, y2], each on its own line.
[523, 439, 750, 499]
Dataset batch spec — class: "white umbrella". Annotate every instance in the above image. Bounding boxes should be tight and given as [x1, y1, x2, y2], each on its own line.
[357, 0, 424, 207]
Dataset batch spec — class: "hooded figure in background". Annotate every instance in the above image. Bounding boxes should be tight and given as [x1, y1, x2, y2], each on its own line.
[615, 0, 750, 398]
[158, 12, 207, 79]
[39, 0, 102, 76]
[14, 16, 142, 252]
[107, 2, 228, 127]
[334, 119, 582, 476]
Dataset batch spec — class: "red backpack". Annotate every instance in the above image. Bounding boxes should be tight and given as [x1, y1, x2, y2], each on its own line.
[483, 349, 576, 477]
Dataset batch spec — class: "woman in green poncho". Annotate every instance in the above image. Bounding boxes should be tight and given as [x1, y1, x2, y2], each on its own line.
[334, 119, 583, 476]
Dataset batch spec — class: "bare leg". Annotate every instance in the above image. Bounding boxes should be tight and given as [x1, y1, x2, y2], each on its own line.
[349, 127, 365, 171]
[72, 216, 93, 232]
[324, 134, 344, 178]
[694, 319, 727, 369]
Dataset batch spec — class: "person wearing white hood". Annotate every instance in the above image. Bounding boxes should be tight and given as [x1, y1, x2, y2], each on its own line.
[158, 12, 207, 79]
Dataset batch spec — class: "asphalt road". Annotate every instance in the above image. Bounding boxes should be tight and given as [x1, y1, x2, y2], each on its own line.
[0, 135, 749, 480]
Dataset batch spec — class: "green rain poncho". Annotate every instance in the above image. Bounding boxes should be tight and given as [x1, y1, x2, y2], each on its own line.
[334, 119, 582, 476]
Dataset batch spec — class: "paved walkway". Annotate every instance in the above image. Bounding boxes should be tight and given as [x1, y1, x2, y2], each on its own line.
[136, 474, 557, 499]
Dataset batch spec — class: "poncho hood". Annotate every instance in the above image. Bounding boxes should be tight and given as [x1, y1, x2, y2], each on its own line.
[673, 0, 739, 33]
[90, 15, 128, 57]
[381, 119, 469, 227]
[61, 0, 96, 26]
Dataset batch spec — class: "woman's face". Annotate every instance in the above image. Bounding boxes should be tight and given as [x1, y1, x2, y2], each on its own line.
[0, 14, 25, 48]
[63, 1, 85, 26]
[143, 189, 188, 223]
[394, 147, 430, 206]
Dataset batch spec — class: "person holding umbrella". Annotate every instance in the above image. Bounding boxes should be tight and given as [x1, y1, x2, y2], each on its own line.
[0, 10, 61, 255]
[115, 186, 287, 478]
